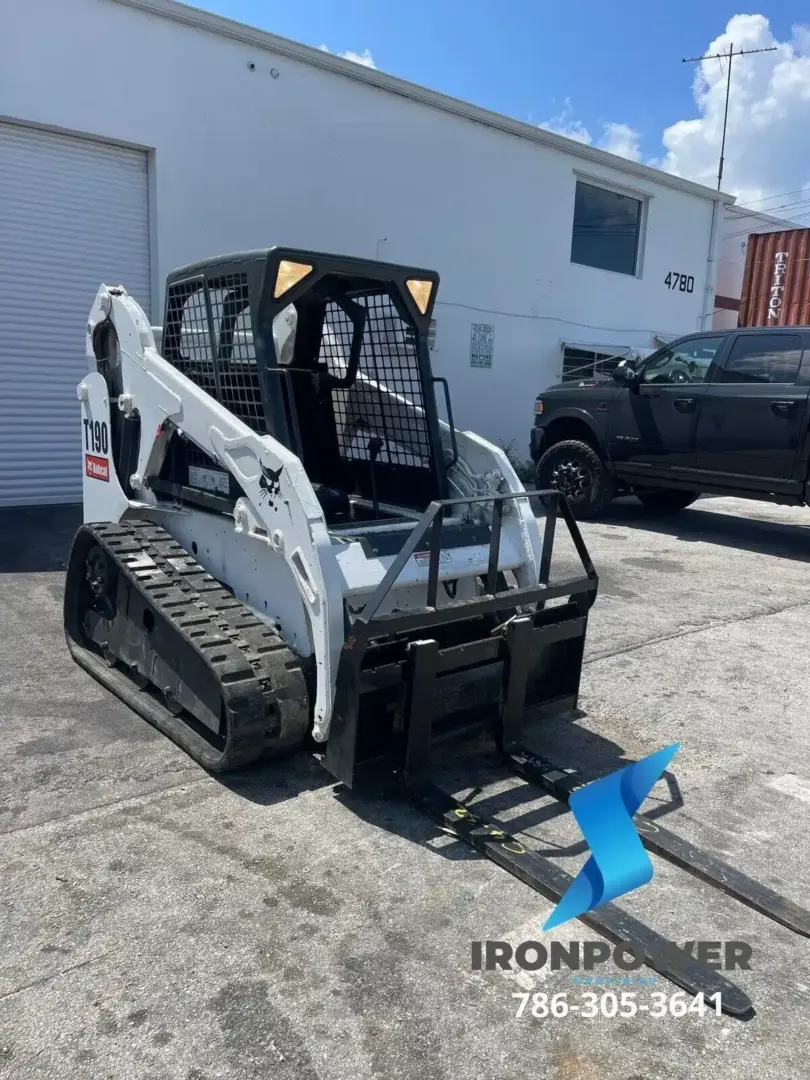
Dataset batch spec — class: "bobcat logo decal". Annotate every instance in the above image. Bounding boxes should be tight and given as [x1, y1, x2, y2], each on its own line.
[258, 462, 283, 508]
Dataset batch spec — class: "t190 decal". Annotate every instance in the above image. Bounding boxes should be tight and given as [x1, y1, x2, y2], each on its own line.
[84, 418, 109, 455]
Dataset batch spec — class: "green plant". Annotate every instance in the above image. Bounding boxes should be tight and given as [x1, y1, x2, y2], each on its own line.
[497, 440, 536, 485]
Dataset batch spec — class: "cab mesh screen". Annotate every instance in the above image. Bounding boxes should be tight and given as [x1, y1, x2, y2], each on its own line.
[163, 273, 264, 433]
[317, 293, 431, 468]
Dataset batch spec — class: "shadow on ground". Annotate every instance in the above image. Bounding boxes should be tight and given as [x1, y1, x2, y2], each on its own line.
[0, 504, 81, 573]
[215, 712, 686, 865]
[599, 497, 810, 564]
[218, 750, 337, 808]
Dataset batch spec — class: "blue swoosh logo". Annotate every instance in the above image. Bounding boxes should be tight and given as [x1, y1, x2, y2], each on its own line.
[543, 743, 680, 930]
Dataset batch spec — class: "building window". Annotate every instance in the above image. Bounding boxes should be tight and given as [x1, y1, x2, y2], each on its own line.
[562, 347, 623, 383]
[571, 181, 642, 276]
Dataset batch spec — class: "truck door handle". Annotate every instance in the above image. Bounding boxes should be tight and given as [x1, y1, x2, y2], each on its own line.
[673, 398, 695, 412]
[770, 400, 797, 415]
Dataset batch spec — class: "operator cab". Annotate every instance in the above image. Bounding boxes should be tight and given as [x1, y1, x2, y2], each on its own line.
[154, 248, 451, 527]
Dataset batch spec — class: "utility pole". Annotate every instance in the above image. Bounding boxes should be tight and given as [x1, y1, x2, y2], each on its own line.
[682, 43, 777, 190]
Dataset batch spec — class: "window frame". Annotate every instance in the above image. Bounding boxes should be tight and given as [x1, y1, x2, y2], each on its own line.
[713, 331, 805, 387]
[569, 174, 650, 279]
[634, 332, 730, 386]
[638, 333, 727, 387]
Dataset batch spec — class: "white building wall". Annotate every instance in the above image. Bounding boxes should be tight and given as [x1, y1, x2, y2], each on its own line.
[2, 0, 728, 452]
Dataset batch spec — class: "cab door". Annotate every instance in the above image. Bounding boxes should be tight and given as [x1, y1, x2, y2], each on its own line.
[608, 334, 727, 478]
[694, 331, 810, 488]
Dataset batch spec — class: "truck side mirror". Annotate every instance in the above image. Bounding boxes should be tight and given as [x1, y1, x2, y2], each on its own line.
[611, 360, 637, 387]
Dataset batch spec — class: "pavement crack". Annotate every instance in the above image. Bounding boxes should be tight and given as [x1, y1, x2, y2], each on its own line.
[585, 595, 810, 665]
[0, 775, 208, 839]
[0, 952, 110, 1003]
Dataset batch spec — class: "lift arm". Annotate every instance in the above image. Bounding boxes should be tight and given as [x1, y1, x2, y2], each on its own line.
[81, 284, 346, 738]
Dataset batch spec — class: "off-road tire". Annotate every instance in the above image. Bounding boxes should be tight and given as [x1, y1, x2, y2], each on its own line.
[535, 439, 615, 520]
[636, 490, 699, 512]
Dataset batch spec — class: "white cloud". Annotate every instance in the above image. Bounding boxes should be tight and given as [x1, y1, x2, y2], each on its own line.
[340, 49, 376, 69]
[538, 16, 810, 213]
[600, 122, 642, 162]
[319, 44, 377, 69]
[540, 98, 593, 144]
[660, 15, 810, 208]
[539, 99, 641, 161]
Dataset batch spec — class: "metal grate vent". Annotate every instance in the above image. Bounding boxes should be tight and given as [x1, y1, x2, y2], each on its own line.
[318, 293, 431, 468]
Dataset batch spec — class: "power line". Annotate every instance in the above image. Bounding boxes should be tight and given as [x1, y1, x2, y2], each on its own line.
[739, 186, 810, 207]
[722, 205, 810, 242]
[725, 197, 810, 222]
[682, 43, 778, 191]
[723, 213, 810, 242]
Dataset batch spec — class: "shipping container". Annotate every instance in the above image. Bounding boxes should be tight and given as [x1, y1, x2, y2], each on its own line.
[738, 227, 810, 326]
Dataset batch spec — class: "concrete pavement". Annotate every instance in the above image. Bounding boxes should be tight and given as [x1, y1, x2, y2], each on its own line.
[1, 497, 809, 1079]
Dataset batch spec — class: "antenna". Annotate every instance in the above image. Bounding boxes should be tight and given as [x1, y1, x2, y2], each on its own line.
[682, 43, 778, 190]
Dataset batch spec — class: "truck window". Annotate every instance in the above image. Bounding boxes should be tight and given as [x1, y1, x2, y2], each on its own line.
[718, 334, 803, 384]
[641, 336, 724, 385]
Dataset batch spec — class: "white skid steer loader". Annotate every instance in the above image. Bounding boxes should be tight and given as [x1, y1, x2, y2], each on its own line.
[64, 248, 810, 1018]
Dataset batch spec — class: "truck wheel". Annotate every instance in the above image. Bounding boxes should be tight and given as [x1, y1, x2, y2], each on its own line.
[636, 490, 698, 512]
[535, 440, 615, 519]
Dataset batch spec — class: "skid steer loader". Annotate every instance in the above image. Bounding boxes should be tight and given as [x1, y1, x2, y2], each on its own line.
[65, 248, 809, 1018]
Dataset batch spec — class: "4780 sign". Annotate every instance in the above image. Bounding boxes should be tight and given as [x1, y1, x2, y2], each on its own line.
[665, 271, 695, 294]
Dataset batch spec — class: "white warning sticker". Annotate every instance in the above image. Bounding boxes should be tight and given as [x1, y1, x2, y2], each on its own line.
[414, 550, 452, 566]
[188, 465, 230, 496]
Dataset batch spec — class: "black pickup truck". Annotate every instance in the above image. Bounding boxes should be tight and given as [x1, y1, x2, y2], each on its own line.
[530, 325, 810, 518]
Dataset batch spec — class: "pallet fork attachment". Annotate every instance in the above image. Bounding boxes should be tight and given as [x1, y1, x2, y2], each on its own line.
[324, 489, 596, 788]
[323, 489, 810, 1018]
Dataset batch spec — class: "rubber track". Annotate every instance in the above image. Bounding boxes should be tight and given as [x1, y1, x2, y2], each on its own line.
[66, 520, 309, 771]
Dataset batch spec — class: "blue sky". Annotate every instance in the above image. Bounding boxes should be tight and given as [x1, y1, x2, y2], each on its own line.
[195, 1, 805, 163]
[192, 2, 810, 210]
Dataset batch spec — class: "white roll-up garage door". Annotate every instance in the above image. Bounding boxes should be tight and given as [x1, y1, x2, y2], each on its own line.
[0, 122, 151, 505]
